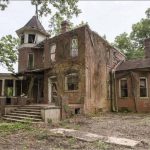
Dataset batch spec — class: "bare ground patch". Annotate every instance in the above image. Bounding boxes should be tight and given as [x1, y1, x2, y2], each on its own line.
[0, 113, 150, 150]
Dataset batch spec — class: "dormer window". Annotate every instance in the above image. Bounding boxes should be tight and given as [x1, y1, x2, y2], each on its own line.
[50, 44, 56, 62]
[28, 34, 36, 43]
[71, 38, 78, 57]
[20, 34, 24, 44]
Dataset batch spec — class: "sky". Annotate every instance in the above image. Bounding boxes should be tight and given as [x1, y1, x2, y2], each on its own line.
[0, 0, 150, 73]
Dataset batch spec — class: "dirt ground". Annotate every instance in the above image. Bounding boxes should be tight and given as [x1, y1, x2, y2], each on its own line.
[0, 113, 150, 150]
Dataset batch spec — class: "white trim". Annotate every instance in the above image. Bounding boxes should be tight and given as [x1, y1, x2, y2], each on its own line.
[70, 37, 78, 57]
[48, 77, 52, 104]
[119, 78, 128, 98]
[50, 43, 56, 62]
[139, 77, 148, 98]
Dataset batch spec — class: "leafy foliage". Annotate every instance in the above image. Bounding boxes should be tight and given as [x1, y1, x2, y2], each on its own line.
[0, 0, 8, 10]
[31, 0, 81, 35]
[113, 8, 150, 60]
[0, 35, 19, 72]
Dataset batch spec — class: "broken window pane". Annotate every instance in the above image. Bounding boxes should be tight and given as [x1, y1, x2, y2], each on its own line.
[120, 79, 128, 97]
[71, 38, 78, 57]
[28, 34, 35, 43]
[50, 44, 56, 62]
[140, 78, 147, 97]
[66, 73, 79, 91]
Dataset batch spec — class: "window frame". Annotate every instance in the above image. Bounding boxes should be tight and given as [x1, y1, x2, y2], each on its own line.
[28, 34, 36, 44]
[139, 77, 148, 98]
[70, 37, 78, 58]
[119, 78, 128, 98]
[50, 43, 56, 62]
[20, 34, 24, 44]
[27, 53, 34, 69]
[65, 73, 79, 92]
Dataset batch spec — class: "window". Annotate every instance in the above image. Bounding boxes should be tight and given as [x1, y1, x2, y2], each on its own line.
[20, 34, 24, 44]
[140, 77, 148, 97]
[50, 44, 56, 62]
[28, 34, 36, 43]
[28, 53, 34, 69]
[65, 73, 79, 91]
[120, 79, 128, 97]
[71, 38, 78, 57]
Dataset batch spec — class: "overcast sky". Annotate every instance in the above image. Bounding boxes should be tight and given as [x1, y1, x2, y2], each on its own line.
[0, 1, 150, 73]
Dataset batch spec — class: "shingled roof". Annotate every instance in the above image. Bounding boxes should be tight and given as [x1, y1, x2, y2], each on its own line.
[24, 16, 46, 32]
[116, 58, 150, 72]
[16, 16, 49, 36]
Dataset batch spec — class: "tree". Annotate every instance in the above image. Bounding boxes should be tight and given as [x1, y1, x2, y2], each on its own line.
[114, 8, 150, 59]
[0, 35, 19, 72]
[114, 33, 134, 59]
[0, 0, 81, 72]
[31, 0, 81, 35]
[0, 0, 8, 10]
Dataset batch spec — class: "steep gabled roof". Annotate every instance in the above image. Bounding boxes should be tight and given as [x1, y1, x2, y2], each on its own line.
[116, 58, 150, 72]
[24, 16, 46, 32]
[16, 16, 49, 36]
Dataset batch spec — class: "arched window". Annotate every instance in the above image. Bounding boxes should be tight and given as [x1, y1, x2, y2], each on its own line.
[65, 73, 79, 91]
[71, 38, 78, 57]
[50, 44, 56, 62]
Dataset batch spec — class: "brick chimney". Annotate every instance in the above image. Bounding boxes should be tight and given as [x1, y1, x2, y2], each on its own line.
[61, 21, 70, 33]
[144, 38, 150, 58]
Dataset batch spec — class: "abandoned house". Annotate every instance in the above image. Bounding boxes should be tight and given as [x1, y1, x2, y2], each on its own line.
[0, 15, 149, 123]
[115, 38, 150, 113]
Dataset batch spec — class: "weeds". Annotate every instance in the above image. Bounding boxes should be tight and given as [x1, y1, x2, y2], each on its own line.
[94, 141, 109, 150]
[0, 121, 32, 135]
[34, 130, 49, 140]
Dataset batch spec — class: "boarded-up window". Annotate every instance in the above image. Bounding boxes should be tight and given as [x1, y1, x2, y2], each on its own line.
[65, 73, 78, 91]
[50, 44, 56, 62]
[140, 77, 148, 97]
[28, 34, 35, 43]
[71, 38, 78, 57]
[28, 53, 34, 69]
[120, 79, 128, 97]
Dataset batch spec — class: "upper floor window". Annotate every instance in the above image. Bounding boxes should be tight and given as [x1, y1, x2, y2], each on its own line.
[20, 34, 24, 44]
[50, 44, 56, 62]
[140, 77, 148, 97]
[65, 73, 79, 91]
[120, 78, 128, 98]
[71, 38, 78, 57]
[28, 53, 34, 69]
[28, 34, 36, 43]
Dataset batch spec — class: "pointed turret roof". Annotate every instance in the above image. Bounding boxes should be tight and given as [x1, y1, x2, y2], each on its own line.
[16, 16, 49, 36]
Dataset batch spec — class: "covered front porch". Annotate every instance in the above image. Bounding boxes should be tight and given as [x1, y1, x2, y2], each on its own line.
[0, 71, 45, 107]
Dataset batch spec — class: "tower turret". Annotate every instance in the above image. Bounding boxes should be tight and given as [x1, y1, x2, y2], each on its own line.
[16, 16, 49, 48]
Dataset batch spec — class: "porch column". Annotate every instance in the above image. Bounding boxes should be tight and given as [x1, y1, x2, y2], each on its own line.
[2, 79, 5, 96]
[21, 80, 23, 95]
[13, 80, 16, 96]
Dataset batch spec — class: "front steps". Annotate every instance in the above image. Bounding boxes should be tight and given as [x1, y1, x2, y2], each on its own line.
[2, 105, 43, 123]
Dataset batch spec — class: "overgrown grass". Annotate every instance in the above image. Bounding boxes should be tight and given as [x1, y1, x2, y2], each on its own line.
[0, 121, 32, 136]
